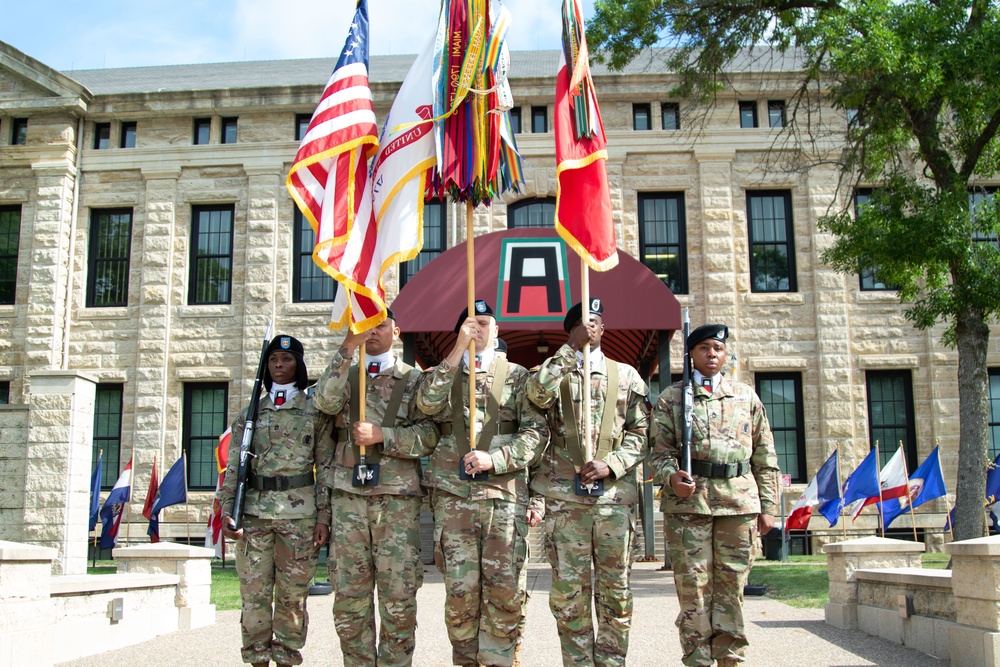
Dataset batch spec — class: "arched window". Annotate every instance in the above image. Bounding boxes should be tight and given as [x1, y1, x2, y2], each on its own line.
[509, 198, 555, 228]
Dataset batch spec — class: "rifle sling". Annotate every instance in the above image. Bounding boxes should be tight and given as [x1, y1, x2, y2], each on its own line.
[558, 360, 620, 470]
[451, 357, 509, 453]
[346, 363, 415, 464]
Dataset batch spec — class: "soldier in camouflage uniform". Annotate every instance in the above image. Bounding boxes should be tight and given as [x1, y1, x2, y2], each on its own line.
[220, 335, 334, 667]
[416, 300, 547, 667]
[525, 299, 650, 667]
[312, 309, 439, 667]
[650, 324, 780, 667]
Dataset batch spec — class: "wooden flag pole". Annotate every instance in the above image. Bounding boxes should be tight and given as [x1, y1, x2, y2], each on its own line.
[359, 346, 367, 458]
[581, 260, 592, 465]
[466, 200, 477, 453]
[836, 442, 847, 541]
[898, 442, 919, 542]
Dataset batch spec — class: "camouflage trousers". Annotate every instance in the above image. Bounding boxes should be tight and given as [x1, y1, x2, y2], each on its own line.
[235, 515, 318, 666]
[664, 513, 757, 667]
[431, 489, 528, 667]
[544, 499, 635, 667]
[330, 490, 424, 667]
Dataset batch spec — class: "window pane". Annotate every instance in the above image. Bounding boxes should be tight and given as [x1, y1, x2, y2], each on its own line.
[185, 384, 228, 489]
[748, 192, 795, 292]
[639, 193, 687, 294]
[757, 374, 805, 481]
[662, 103, 680, 130]
[866, 370, 916, 469]
[120, 122, 137, 148]
[88, 209, 133, 307]
[0, 206, 21, 305]
[94, 123, 111, 150]
[194, 118, 211, 145]
[293, 209, 337, 302]
[295, 113, 311, 141]
[739, 102, 757, 128]
[531, 106, 547, 133]
[401, 200, 448, 286]
[92, 385, 123, 489]
[510, 199, 555, 228]
[190, 206, 233, 304]
[221, 118, 238, 144]
[633, 104, 651, 131]
[12, 119, 28, 145]
[510, 107, 521, 134]
[970, 189, 999, 247]
[0, 381, 9, 404]
[768, 101, 786, 128]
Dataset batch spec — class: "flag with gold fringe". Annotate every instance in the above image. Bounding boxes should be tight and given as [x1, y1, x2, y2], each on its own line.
[554, 0, 617, 271]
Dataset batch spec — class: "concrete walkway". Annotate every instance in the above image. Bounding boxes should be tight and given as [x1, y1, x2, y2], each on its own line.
[58, 562, 947, 666]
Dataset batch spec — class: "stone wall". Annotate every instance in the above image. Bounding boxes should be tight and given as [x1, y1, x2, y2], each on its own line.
[0, 405, 28, 543]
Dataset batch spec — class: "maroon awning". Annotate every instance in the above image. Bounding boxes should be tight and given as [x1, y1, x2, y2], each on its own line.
[393, 228, 681, 373]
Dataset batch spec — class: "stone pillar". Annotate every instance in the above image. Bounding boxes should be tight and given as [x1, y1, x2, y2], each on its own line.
[131, 168, 182, 541]
[694, 150, 739, 327]
[114, 542, 216, 629]
[0, 541, 57, 667]
[824, 536, 924, 629]
[806, 165, 857, 455]
[25, 163, 77, 371]
[946, 535, 1000, 666]
[23, 370, 97, 574]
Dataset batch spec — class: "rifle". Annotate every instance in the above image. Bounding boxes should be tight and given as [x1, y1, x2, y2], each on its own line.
[681, 307, 693, 476]
[231, 321, 273, 530]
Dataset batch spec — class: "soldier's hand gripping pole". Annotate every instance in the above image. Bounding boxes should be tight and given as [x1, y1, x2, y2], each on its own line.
[681, 308, 693, 476]
[231, 321, 273, 530]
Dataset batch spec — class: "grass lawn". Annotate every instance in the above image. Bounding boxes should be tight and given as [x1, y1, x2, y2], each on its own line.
[747, 552, 952, 609]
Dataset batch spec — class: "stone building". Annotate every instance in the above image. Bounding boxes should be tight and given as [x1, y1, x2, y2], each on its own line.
[1, 37, 998, 558]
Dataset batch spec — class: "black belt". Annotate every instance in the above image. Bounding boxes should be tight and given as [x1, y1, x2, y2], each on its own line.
[690, 459, 751, 479]
[440, 421, 519, 436]
[249, 471, 315, 491]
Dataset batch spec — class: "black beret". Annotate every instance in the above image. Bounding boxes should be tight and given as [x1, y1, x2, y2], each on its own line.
[265, 335, 304, 358]
[563, 298, 604, 332]
[453, 300, 495, 333]
[384, 307, 396, 322]
[687, 324, 728, 349]
[263, 335, 309, 391]
[495, 338, 507, 353]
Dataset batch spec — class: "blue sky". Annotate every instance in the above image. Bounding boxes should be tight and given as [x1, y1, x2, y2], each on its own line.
[3, 0, 596, 72]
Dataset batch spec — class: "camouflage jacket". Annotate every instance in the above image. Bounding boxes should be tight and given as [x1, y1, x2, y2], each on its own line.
[651, 377, 780, 516]
[416, 356, 547, 504]
[312, 348, 439, 496]
[526, 344, 650, 506]
[218, 391, 335, 525]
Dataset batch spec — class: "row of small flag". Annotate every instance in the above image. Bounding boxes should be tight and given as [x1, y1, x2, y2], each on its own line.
[87, 428, 231, 552]
[785, 445, 948, 532]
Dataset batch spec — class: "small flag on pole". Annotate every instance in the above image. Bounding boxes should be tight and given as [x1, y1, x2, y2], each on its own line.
[99, 458, 133, 549]
[141, 455, 161, 543]
[89, 452, 103, 532]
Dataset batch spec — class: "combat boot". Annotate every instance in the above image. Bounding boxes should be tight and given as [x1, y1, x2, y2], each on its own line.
[717, 658, 741, 667]
[251, 663, 268, 667]
[512, 643, 523, 667]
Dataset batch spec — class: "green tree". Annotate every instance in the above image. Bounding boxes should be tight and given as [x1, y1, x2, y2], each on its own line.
[588, 0, 1000, 541]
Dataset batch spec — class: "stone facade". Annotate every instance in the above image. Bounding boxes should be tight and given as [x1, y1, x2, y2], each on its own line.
[1, 39, 998, 549]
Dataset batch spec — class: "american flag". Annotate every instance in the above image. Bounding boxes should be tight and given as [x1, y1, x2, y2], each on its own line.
[286, 0, 379, 316]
